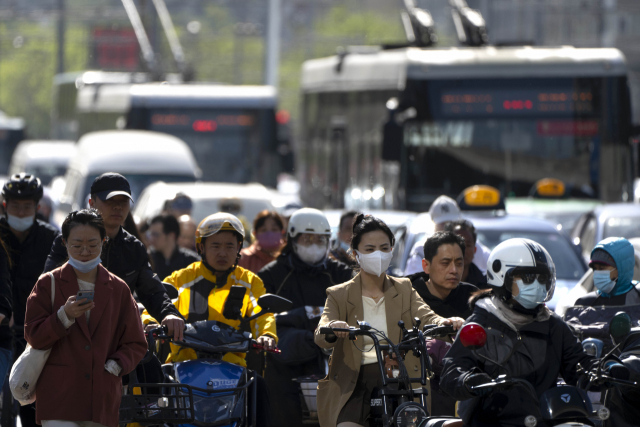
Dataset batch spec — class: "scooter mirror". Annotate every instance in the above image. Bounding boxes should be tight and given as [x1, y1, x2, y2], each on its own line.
[459, 323, 487, 350]
[582, 338, 604, 358]
[258, 294, 293, 314]
[610, 311, 632, 343]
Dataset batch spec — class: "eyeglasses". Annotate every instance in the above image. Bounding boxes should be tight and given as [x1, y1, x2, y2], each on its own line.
[68, 244, 101, 256]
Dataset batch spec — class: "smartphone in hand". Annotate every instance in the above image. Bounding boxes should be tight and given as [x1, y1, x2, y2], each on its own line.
[77, 290, 95, 306]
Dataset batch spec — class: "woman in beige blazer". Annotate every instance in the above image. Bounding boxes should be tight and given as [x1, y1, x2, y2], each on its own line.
[314, 214, 464, 427]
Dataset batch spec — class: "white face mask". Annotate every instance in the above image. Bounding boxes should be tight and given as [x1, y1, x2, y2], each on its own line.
[7, 214, 35, 232]
[294, 243, 328, 265]
[356, 250, 393, 277]
[68, 251, 102, 273]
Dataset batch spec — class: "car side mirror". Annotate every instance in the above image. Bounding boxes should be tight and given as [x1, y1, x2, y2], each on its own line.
[257, 294, 293, 314]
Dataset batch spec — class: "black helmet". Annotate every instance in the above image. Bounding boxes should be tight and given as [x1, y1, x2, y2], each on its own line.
[2, 173, 43, 201]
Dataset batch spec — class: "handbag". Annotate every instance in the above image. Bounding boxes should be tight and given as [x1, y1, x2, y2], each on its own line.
[9, 272, 56, 405]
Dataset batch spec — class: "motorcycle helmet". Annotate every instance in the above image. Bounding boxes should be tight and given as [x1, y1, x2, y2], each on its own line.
[2, 173, 43, 201]
[486, 238, 556, 306]
[287, 208, 331, 239]
[196, 212, 245, 245]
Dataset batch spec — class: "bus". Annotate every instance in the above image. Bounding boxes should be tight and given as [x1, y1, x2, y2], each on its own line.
[52, 72, 290, 187]
[299, 46, 634, 211]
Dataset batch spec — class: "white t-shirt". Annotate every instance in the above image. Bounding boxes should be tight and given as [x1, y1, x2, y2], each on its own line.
[361, 296, 388, 365]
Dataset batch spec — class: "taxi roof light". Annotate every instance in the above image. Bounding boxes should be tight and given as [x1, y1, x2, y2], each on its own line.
[531, 178, 566, 199]
[457, 185, 505, 211]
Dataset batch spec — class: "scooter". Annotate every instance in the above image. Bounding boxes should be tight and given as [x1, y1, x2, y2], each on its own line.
[119, 286, 292, 427]
[456, 314, 637, 427]
[320, 318, 460, 427]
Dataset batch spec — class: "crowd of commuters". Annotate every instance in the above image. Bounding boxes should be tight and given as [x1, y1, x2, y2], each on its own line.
[0, 169, 636, 427]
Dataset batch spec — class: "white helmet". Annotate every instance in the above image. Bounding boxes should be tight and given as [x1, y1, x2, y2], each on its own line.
[486, 238, 556, 305]
[288, 208, 331, 238]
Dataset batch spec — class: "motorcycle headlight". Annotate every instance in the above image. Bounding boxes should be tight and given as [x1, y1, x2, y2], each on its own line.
[392, 402, 427, 427]
[597, 407, 611, 421]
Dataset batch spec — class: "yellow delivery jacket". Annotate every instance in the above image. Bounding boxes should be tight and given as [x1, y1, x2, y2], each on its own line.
[141, 261, 277, 367]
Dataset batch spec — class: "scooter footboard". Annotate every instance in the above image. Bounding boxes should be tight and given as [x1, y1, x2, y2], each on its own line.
[120, 383, 195, 426]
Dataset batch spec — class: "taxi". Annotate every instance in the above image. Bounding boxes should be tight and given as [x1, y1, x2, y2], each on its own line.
[390, 184, 587, 311]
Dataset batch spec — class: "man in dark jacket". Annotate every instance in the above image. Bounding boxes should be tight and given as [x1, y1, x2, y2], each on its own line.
[146, 213, 200, 281]
[44, 173, 184, 339]
[258, 208, 353, 427]
[407, 231, 478, 320]
[1, 173, 59, 427]
[405, 231, 478, 416]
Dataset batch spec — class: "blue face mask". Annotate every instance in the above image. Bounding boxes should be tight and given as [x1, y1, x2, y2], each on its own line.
[593, 270, 617, 295]
[338, 239, 350, 253]
[6, 214, 34, 232]
[514, 279, 548, 309]
[68, 253, 102, 273]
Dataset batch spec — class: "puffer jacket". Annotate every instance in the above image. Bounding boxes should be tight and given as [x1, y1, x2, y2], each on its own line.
[440, 294, 596, 427]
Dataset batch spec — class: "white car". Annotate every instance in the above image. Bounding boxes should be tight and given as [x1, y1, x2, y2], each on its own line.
[133, 181, 275, 232]
[52, 130, 200, 227]
[8, 140, 76, 186]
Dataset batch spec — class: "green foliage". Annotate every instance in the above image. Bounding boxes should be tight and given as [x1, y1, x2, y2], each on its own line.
[0, 22, 87, 138]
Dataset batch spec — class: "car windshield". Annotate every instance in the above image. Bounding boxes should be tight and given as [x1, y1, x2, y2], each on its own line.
[603, 216, 640, 240]
[477, 229, 585, 280]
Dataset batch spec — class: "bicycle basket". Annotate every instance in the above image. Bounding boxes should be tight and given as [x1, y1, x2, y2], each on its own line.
[120, 383, 194, 426]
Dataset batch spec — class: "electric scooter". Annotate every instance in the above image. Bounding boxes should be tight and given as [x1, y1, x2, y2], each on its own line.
[320, 318, 459, 427]
[119, 286, 292, 427]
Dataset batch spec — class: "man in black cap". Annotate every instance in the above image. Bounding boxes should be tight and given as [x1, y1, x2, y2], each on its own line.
[44, 173, 185, 340]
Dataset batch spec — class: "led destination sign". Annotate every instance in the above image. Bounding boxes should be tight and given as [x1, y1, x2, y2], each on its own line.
[440, 89, 594, 117]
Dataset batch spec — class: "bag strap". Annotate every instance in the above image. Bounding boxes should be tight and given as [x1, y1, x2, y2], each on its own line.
[48, 272, 55, 309]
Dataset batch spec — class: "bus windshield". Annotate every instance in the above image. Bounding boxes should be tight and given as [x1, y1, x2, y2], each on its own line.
[129, 107, 276, 183]
[401, 76, 630, 211]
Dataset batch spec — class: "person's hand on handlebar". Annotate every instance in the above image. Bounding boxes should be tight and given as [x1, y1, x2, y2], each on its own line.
[329, 321, 350, 339]
[257, 335, 276, 351]
[161, 314, 185, 342]
[464, 372, 493, 396]
[442, 317, 464, 331]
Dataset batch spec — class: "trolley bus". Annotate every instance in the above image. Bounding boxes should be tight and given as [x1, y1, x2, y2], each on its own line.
[299, 46, 633, 211]
[51, 72, 289, 187]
